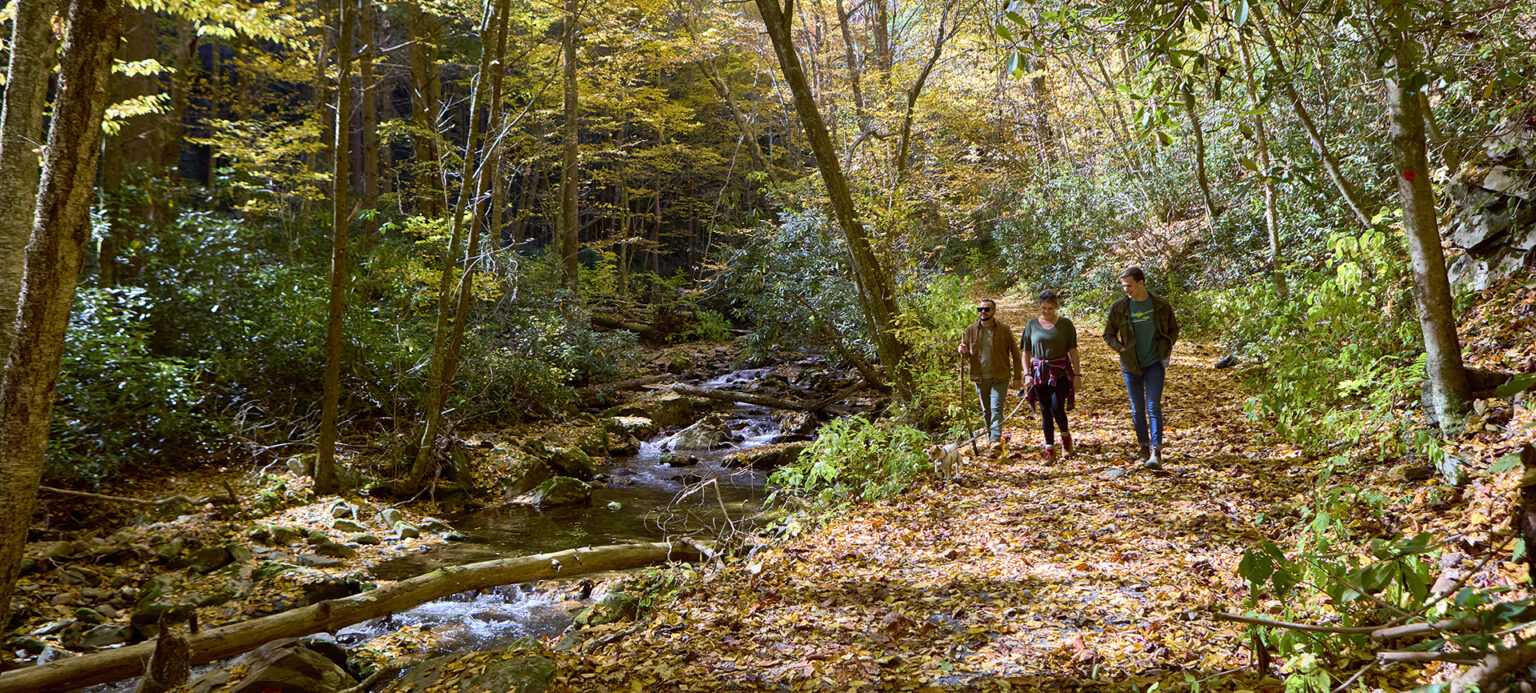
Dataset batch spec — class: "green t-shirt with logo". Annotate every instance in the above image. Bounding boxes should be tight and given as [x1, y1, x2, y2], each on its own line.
[1130, 298, 1160, 369]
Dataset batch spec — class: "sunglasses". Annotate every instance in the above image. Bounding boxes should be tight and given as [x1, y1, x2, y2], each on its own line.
[976, 306, 994, 313]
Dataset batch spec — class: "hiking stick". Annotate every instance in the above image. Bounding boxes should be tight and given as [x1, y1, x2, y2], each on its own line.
[959, 357, 979, 455]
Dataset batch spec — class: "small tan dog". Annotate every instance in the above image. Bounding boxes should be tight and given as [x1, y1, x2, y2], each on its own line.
[927, 442, 963, 482]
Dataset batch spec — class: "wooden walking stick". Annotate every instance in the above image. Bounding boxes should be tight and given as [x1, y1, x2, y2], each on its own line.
[959, 356, 980, 456]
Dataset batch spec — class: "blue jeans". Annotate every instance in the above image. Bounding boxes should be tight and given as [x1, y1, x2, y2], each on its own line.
[1122, 360, 1167, 449]
[974, 380, 1008, 442]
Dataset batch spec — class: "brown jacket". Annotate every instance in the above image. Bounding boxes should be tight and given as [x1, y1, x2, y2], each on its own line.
[962, 320, 1023, 383]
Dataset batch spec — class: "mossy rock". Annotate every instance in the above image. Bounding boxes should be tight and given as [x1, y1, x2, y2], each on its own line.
[529, 477, 592, 507]
[545, 446, 597, 481]
[601, 391, 706, 429]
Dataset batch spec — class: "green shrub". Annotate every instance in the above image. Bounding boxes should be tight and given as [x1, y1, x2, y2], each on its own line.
[50, 288, 214, 484]
[768, 416, 930, 505]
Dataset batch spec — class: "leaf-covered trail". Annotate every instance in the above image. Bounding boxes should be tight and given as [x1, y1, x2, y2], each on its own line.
[546, 301, 1312, 691]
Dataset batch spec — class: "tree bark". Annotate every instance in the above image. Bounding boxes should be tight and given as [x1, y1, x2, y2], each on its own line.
[1180, 82, 1219, 230]
[407, 1, 443, 216]
[1252, 10, 1373, 228]
[0, 0, 56, 361]
[753, 0, 911, 397]
[1237, 33, 1286, 298]
[1383, 31, 1469, 431]
[406, 0, 510, 491]
[98, 5, 161, 287]
[559, 0, 581, 291]
[893, 1, 952, 183]
[0, 542, 707, 693]
[315, 0, 354, 495]
[162, 19, 195, 180]
[0, 0, 121, 623]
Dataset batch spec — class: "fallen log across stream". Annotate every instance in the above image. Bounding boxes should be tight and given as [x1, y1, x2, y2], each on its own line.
[671, 381, 864, 412]
[0, 541, 708, 693]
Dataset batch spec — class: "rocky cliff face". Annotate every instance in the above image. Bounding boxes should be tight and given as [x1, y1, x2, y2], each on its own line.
[1446, 125, 1536, 291]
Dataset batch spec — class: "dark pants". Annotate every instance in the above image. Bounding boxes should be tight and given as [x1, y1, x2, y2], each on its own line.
[1036, 384, 1070, 445]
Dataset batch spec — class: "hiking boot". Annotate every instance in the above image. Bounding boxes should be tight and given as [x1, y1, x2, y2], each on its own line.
[1144, 448, 1163, 470]
[1136, 445, 1151, 463]
[1043, 444, 1055, 462]
[1061, 432, 1074, 458]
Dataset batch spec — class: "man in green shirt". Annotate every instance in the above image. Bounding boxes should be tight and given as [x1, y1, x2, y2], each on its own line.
[1102, 267, 1180, 467]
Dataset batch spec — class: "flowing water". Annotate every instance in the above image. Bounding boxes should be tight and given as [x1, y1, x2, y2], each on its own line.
[343, 368, 784, 652]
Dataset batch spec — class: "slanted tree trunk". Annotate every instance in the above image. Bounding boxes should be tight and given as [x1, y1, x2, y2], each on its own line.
[559, 0, 581, 291]
[315, 0, 354, 495]
[0, 0, 121, 622]
[893, 0, 952, 183]
[0, 542, 707, 693]
[405, 0, 509, 492]
[1237, 33, 1285, 298]
[358, 0, 379, 243]
[1180, 82, 1219, 231]
[0, 0, 55, 361]
[1252, 10, 1373, 228]
[753, 0, 912, 397]
[1383, 27, 1470, 431]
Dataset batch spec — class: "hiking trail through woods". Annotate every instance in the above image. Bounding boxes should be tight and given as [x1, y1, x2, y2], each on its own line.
[525, 298, 1325, 691]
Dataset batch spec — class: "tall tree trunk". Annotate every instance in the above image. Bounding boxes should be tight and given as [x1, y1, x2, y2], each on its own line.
[407, 2, 442, 216]
[753, 0, 909, 396]
[302, 0, 333, 218]
[893, 1, 952, 183]
[99, 5, 161, 287]
[697, 59, 776, 186]
[559, 0, 580, 291]
[358, 0, 379, 243]
[405, 0, 510, 491]
[0, 0, 56, 361]
[1237, 32, 1285, 298]
[1251, 10, 1373, 228]
[315, 0, 354, 495]
[0, 0, 121, 622]
[1383, 27, 1470, 431]
[204, 38, 220, 191]
[162, 19, 195, 181]
[1180, 82, 1219, 230]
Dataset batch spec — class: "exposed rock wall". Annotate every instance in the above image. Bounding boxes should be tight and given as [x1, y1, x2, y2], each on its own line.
[1446, 125, 1536, 291]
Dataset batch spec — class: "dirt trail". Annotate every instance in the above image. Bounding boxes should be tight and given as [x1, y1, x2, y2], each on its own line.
[543, 299, 1316, 691]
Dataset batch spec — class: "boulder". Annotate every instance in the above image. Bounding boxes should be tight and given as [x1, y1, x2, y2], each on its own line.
[332, 519, 366, 533]
[131, 574, 195, 629]
[544, 447, 597, 481]
[352, 534, 381, 545]
[603, 416, 657, 440]
[529, 477, 592, 508]
[187, 546, 232, 574]
[314, 542, 358, 559]
[602, 391, 706, 429]
[667, 415, 729, 451]
[386, 651, 555, 693]
[394, 522, 421, 540]
[503, 456, 553, 496]
[375, 508, 405, 527]
[721, 442, 808, 470]
[78, 624, 135, 648]
[269, 525, 303, 545]
[186, 639, 356, 693]
[295, 554, 344, 568]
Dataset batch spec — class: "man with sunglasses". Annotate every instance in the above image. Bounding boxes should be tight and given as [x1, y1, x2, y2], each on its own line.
[958, 299, 1023, 450]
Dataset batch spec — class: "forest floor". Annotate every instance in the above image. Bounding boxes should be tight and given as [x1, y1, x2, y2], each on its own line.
[531, 297, 1535, 692]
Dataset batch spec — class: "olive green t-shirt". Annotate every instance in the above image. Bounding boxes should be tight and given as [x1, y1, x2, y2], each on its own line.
[1130, 298, 1160, 368]
[1023, 317, 1078, 361]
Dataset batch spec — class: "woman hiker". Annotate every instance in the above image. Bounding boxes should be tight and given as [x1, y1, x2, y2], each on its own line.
[957, 298, 1023, 453]
[1021, 290, 1082, 460]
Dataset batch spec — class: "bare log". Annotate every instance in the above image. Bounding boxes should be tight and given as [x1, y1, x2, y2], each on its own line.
[580, 374, 673, 394]
[670, 383, 862, 413]
[1211, 612, 1381, 634]
[0, 541, 707, 693]
[1450, 643, 1536, 693]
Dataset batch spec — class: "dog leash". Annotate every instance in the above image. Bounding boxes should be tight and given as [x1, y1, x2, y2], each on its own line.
[951, 390, 1032, 448]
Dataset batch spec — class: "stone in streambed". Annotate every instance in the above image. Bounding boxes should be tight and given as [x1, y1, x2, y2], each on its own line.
[375, 508, 405, 527]
[667, 415, 729, 451]
[390, 651, 555, 693]
[529, 477, 592, 507]
[351, 534, 381, 545]
[332, 519, 366, 533]
[602, 391, 705, 429]
[187, 546, 232, 574]
[79, 624, 135, 648]
[314, 542, 358, 559]
[185, 638, 356, 693]
[394, 522, 420, 539]
[721, 442, 808, 470]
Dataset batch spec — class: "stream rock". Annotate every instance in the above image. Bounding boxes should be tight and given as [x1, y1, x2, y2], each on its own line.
[722, 442, 808, 470]
[186, 638, 357, 693]
[386, 651, 556, 693]
[667, 414, 729, 450]
[540, 444, 597, 481]
[529, 477, 592, 507]
[602, 390, 706, 428]
[131, 574, 196, 629]
[604, 416, 657, 440]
